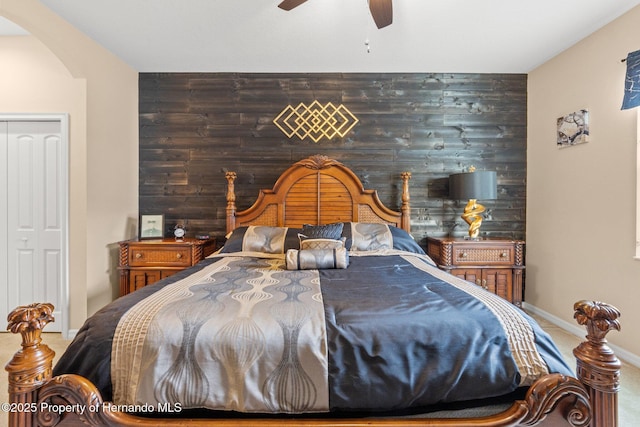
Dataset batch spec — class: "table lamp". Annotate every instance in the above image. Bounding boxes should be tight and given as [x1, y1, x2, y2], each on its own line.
[449, 167, 497, 239]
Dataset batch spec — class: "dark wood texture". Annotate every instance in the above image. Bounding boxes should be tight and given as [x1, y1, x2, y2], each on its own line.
[139, 73, 527, 244]
[6, 300, 621, 426]
[225, 154, 411, 233]
[426, 236, 525, 306]
[118, 237, 217, 295]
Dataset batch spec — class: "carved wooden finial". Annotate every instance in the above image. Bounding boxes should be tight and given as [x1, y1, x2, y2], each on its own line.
[574, 300, 621, 344]
[226, 172, 238, 234]
[225, 172, 237, 203]
[401, 172, 411, 201]
[400, 172, 411, 233]
[7, 302, 55, 349]
[6, 303, 56, 400]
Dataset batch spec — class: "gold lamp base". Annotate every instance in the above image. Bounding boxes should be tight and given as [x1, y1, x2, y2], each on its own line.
[461, 199, 485, 239]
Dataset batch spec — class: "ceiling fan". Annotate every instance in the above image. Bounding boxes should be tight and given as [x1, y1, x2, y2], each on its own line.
[277, 0, 393, 29]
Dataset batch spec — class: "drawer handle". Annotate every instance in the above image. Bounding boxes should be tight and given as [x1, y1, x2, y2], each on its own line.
[482, 279, 488, 290]
[461, 252, 468, 258]
[176, 253, 182, 259]
[135, 253, 142, 259]
[475, 279, 481, 286]
[500, 252, 508, 258]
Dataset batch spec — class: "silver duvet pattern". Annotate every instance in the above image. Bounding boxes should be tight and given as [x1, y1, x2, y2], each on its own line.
[112, 256, 329, 413]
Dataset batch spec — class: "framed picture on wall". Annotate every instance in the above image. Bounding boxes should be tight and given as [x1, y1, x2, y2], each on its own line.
[557, 109, 589, 147]
[140, 214, 164, 239]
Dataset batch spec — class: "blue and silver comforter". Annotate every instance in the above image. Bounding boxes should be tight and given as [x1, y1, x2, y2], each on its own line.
[54, 250, 572, 414]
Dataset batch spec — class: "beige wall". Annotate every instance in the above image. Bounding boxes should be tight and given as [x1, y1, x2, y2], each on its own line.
[528, 5, 640, 358]
[0, 35, 88, 331]
[1, 0, 139, 330]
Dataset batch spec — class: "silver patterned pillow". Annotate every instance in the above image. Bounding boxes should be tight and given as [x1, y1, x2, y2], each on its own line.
[285, 248, 349, 270]
[298, 234, 346, 250]
[349, 222, 393, 251]
[241, 226, 289, 253]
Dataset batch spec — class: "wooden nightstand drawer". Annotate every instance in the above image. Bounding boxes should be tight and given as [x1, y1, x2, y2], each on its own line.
[129, 246, 192, 267]
[426, 236, 525, 306]
[118, 237, 217, 296]
[451, 245, 514, 265]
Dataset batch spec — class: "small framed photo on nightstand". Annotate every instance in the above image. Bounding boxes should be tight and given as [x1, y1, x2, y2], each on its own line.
[140, 214, 164, 239]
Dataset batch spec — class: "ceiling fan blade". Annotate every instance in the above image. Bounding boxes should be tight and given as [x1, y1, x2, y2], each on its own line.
[278, 0, 309, 11]
[369, 0, 393, 29]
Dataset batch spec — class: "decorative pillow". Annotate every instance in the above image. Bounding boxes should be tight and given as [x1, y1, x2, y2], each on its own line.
[349, 222, 393, 251]
[340, 222, 426, 254]
[220, 226, 302, 254]
[299, 235, 346, 251]
[302, 223, 344, 240]
[387, 226, 426, 254]
[285, 248, 349, 270]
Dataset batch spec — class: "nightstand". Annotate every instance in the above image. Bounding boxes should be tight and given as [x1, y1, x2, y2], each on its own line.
[426, 236, 525, 307]
[118, 237, 217, 296]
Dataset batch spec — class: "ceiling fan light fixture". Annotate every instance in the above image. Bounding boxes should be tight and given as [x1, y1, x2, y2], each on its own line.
[278, 0, 393, 29]
[277, 0, 309, 11]
[369, 0, 393, 29]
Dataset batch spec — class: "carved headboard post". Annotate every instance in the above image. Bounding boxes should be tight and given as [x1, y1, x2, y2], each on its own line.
[573, 300, 621, 427]
[401, 172, 411, 232]
[225, 172, 237, 234]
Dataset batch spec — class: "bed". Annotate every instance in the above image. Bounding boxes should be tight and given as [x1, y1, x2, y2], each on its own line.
[5, 154, 622, 427]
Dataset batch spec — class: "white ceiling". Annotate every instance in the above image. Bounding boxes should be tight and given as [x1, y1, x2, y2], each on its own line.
[0, 16, 28, 35]
[6, 0, 640, 73]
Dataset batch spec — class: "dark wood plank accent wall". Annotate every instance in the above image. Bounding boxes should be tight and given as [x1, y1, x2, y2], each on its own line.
[139, 73, 527, 244]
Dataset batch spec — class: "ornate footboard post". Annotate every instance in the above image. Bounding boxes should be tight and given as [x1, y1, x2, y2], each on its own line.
[573, 300, 621, 427]
[5, 303, 55, 427]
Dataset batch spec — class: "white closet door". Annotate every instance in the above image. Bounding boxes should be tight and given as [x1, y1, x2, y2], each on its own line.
[0, 122, 7, 326]
[6, 121, 63, 331]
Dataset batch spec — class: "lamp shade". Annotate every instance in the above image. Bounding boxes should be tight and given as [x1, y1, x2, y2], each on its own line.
[449, 171, 497, 200]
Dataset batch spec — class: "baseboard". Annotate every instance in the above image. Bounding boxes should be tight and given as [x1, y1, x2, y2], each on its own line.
[524, 302, 640, 369]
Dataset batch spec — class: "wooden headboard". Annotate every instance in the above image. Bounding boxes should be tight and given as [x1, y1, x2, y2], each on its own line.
[225, 155, 411, 234]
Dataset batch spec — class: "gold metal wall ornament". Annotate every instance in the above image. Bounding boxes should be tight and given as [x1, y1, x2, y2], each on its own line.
[273, 100, 359, 143]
